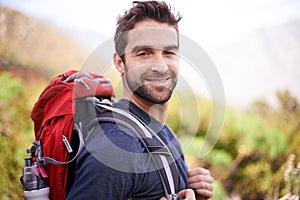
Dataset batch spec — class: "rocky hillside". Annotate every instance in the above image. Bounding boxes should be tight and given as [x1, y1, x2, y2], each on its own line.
[0, 6, 88, 77]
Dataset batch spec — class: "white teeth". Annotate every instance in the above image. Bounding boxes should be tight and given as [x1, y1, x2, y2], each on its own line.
[147, 79, 166, 83]
[145, 77, 171, 83]
[153, 79, 164, 82]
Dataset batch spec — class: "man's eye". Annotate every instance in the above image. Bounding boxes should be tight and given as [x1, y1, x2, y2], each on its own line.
[137, 52, 149, 56]
[165, 51, 176, 56]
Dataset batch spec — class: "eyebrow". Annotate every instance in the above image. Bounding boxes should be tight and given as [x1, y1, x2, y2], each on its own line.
[130, 45, 179, 53]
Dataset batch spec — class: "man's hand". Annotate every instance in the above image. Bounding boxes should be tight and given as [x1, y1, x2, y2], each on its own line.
[188, 167, 214, 200]
[178, 189, 196, 200]
[160, 189, 196, 200]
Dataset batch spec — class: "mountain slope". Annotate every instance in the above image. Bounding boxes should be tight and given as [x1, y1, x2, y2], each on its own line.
[0, 6, 89, 75]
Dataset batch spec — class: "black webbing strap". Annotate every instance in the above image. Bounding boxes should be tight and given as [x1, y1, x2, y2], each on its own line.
[41, 123, 85, 166]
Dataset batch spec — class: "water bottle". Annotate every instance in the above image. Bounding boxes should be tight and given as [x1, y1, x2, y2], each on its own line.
[20, 157, 50, 200]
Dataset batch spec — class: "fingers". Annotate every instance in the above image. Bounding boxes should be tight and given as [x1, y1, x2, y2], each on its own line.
[189, 180, 214, 189]
[160, 189, 196, 200]
[190, 181, 214, 198]
[188, 168, 214, 185]
[188, 175, 214, 185]
[194, 188, 213, 199]
[163, 168, 214, 200]
[188, 167, 214, 199]
[188, 167, 210, 177]
[178, 189, 196, 200]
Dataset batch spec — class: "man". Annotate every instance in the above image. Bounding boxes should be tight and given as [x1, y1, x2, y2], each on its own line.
[67, 1, 213, 199]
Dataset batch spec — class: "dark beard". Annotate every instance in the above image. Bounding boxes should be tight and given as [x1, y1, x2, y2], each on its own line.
[125, 71, 177, 104]
[134, 84, 173, 104]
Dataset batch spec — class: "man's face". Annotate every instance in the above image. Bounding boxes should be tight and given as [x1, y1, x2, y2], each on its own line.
[122, 19, 179, 104]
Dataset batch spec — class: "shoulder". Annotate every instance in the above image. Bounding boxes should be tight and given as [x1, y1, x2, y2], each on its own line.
[87, 121, 145, 153]
[82, 122, 153, 173]
[159, 125, 181, 148]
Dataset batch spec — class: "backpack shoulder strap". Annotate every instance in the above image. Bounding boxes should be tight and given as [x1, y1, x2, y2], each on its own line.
[88, 101, 180, 199]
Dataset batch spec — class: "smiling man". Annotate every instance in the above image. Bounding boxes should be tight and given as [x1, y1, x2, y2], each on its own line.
[66, 1, 213, 199]
[114, 24, 179, 123]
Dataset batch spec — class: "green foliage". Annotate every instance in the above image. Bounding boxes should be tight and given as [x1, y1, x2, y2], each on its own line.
[0, 134, 23, 199]
[178, 90, 299, 199]
[207, 149, 233, 168]
[211, 180, 227, 200]
[256, 128, 287, 159]
[0, 72, 22, 99]
[0, 72, 33, 199]
[237, 161, 273, 197]
[183, 136, 205, 156]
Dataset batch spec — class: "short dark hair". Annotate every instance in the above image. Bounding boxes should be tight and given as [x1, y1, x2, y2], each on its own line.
[114, 1, 182, 60]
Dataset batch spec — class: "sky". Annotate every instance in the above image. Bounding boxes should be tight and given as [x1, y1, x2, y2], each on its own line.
[2, 0, 300, 51]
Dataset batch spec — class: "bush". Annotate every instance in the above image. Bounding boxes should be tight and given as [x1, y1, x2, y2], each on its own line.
[0, 72, 33, 199]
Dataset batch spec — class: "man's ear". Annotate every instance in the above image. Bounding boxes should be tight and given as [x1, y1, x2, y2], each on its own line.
[113, 53, 125, 74]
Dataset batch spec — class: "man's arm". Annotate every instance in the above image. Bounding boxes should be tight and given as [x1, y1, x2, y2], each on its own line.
[188, 167, 214, 200]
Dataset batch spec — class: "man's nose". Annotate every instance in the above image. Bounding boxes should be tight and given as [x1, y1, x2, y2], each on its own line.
[150, 53, 168, 74]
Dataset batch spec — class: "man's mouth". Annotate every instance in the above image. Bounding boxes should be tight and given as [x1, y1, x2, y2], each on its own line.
[144, 77, 171, 83]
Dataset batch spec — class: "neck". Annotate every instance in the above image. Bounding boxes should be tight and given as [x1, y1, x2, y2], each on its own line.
[123, 91, 168, 125]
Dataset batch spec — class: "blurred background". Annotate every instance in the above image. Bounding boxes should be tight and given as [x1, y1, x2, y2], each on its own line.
[0, 0, 299, 199]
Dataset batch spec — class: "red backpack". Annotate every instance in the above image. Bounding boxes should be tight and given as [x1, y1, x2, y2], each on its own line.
[20, 70, 180, 200]
[25, 70, 114, 200]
